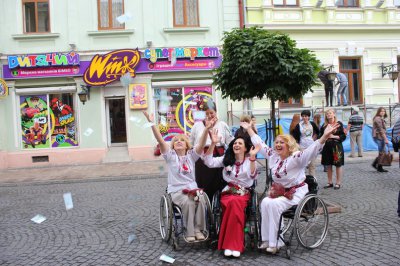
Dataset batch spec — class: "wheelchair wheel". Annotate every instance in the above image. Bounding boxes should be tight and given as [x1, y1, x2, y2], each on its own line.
[294, 194, 329, 249]
[247, 190, 259, 250]
[281, 216, 293, 235]
[159, 194, 173, 242]
[203, 193, 213, 240]
[211, 191, 221, 237]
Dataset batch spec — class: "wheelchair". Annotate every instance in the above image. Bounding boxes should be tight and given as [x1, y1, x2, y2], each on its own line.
[267, 175, 329, 259]
[159, 192, 213, 250]
[211, 182, 260, 250]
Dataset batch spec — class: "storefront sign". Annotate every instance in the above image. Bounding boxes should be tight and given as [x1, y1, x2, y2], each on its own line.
[3, 52, 88, 79]
[83, 49, 141, 86]
[8, 52, 80, 69]
[129, 84, 148, 109]
[0, 79, 8, 98]
[143, 47, 220, 63]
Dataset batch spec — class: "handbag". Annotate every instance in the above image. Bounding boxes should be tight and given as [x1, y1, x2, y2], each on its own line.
[392, 136, 399, 153]
[378, 146, 393, 166]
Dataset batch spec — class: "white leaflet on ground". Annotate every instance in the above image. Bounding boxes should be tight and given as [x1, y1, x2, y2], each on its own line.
[31, 214, 46, 224]
[159, 254, 175, 264]
[63, 192, 73, 210]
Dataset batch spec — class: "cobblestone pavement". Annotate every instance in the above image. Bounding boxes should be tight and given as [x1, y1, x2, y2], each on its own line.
[0, 161, 399, 265]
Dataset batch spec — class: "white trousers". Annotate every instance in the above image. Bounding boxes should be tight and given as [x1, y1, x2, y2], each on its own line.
[171, 191, 206, 237]
[260, 185, 308, 248]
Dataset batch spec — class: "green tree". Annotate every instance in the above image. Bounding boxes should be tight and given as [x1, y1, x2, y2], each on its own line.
[213, 27, 321, 137]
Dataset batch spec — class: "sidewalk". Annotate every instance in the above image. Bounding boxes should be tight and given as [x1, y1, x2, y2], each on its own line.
[0, 151, 398, 184]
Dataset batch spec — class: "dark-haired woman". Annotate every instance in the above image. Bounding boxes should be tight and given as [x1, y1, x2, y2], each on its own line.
[190, 104, 233, 200]
[202, 130, 260, 258]
[372, 107, 389, 172]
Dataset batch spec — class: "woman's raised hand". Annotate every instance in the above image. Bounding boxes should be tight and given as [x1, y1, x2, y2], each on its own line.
[324, 123, 340, 139]
[249, 144, 261, 158]
[142, 111, 154, 123]
[210, 128, 221, 144]
[205, 117, 217, 129]
[240, 122, 251, 131]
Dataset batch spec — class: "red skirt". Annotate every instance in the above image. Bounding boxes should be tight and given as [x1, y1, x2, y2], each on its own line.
[218, 193, 250, 252]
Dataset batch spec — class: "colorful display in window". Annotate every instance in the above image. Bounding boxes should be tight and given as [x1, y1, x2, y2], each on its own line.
[154, 86, 213, 141]
[20, 94, 78, 149]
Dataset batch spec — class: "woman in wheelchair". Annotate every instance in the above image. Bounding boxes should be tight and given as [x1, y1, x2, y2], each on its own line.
[143, 111, 215, 242]
[202, 129, 261, 258]
[241, 121, 339, 254]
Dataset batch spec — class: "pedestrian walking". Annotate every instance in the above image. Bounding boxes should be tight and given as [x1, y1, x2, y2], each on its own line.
[320, 109, 346, 189]
[291, 110, 320, 177]
[318, 70, 334, 107]
[190, 102, 234, 200]
[336, 72, 348, 106]
[347, 106, 364, 158]
[203, 129, 260, 258]
[142, 111, 214, 242]
[372, 107, 389, 173]
[241, 120, 339, 254]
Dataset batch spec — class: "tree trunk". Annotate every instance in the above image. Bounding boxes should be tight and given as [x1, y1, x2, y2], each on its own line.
[270, 98, 276, 138]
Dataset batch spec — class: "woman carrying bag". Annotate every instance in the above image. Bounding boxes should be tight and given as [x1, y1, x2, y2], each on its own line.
[372, 107, 390, 172]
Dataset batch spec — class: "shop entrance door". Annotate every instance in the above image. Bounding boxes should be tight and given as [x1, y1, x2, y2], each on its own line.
[105, 98, 127, 146]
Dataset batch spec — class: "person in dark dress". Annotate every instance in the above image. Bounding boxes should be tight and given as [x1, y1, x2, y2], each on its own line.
[320, 108, 346, 189]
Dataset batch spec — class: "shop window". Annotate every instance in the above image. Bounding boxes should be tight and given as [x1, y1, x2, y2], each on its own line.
[273, 0, 298, 7]
[339, 57, 363, 104]
[98, 0, 124, 30]
[279, 98, 303, 108]
[173, 0, 199, 27]
[20, 94, 78, 149]
[22, 0, 50, 33]
[154, 86, 212, 141]
[336, 0, 359, 7]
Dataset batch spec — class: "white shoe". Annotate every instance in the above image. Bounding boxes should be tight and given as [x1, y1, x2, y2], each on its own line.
[258, 241, 269, 249]
[266, 247, 279, 254]
[232, 251, 241, 257]
[224, 249, 232, 257]
[186, 236, 196, 242]
[195, 232, 205, 240]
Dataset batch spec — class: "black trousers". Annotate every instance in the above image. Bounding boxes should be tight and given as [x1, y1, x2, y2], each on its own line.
[324, 85, 333, 107]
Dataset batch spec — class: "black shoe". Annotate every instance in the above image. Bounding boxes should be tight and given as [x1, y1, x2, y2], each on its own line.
[372, 159, 378, 170]
[324, 184, 333, 189]
[377, 167, 388, 173]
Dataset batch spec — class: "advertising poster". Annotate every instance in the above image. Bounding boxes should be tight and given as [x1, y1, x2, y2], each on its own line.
[0, 79, 8, 98]
[129, 84, 148, 109]
[20, 95, 50, 149]
[49, 94, 78, 148]
[154, 86, 213, 141]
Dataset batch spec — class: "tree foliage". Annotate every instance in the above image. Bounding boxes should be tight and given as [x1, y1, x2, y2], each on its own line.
[213, 27, 321, 102]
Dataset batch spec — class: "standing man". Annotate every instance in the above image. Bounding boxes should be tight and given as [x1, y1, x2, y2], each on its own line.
[347, 106, 364, 158]
[336, 72, 348, 106]
[318, 70, 333, 107]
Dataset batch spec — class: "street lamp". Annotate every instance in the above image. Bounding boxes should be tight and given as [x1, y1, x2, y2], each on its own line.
[380, 63, 399, 82]
[78, 85, 91, 105]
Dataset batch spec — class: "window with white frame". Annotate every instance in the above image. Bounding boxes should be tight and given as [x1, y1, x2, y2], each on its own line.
[173, 0, 199, 27]
[273, 0, 298, 7]
[336, 0, 359, 7]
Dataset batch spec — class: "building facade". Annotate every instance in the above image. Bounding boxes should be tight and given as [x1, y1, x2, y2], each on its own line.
[229, 0, 400, 121]
[0, 0, 239, 169]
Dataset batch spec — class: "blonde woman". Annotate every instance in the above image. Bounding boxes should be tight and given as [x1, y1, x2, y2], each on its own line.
[241, 121, 339, 253]
[143, 111, 215, 242]
[320, 109, 346, 189]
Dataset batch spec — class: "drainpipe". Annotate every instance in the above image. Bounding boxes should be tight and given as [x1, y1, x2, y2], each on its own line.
[239, 0, 247, 29]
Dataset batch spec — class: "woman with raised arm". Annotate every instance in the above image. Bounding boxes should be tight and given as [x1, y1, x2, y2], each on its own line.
[143, 111, 215, 242]
[241, 121, 339, 254]
[202, 129, 261, 258]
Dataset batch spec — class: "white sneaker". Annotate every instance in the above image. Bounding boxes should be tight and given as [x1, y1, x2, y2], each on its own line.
[224, 249, 232, 257]
[232, 251, 241, 257]
[195, 232, 205, 240]
[266, 247, 279, 254]
[186, 236, 196, 242]
[258, 241, 269, 249]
